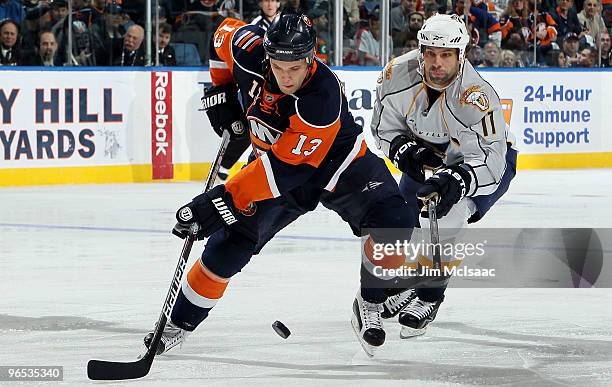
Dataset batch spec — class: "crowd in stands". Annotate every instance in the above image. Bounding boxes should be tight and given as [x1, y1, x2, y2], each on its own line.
[0, 0, 609, 67]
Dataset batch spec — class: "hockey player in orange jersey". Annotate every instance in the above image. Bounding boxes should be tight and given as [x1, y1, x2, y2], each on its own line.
[145, 11, 422, 357]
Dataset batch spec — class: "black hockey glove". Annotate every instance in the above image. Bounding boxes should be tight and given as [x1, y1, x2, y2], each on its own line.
[416, 165, 473, 219]
[172, 185, 256, 241]
[389, 135, 444, 183]
[201, 84, 248, 140]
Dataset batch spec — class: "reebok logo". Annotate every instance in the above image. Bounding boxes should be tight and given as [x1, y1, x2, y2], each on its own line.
[151, 71, 173, 179]
[211, 197, 238, 225]
[154, 73, 170, 156]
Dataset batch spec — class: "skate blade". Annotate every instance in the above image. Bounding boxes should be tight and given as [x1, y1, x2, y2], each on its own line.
[400, 326, 427, 339]
[350, 315, 376, 357]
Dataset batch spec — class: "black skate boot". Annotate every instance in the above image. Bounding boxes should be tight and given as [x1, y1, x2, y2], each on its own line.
[351, 292, 385, 357]
[381, 289, 416, 319]
[399, 295, 444, 338]
[144, 321, 187, 355]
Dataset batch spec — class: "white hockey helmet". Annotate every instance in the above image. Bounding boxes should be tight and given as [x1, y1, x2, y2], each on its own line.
[417, 13, 470, 89]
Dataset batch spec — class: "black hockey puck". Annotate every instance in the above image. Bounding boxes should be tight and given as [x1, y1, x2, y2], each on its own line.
[272, 320, 291, 339]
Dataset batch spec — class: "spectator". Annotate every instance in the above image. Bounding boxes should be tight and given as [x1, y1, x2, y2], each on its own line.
[390, 0, 416, 38]
[537, 0, 558, 13]
[355, 9, 392, 66]
[392, 35, 418, 57]
[24, 0, 49, 19]
[344, 0, 360, 26]
[578, 0, 607, 43]
[499, 48, 520, 66]
[46, 0, 69, 30]
[70, 0, 97, 27]
[113, 24, 145, 66]
[407, 11, 424, 33]
[157, 22, 175, 66]
[578, 45, 596, 65]
[529, 12, 558, 57]
[217, 0, 240, 19]
[342, 10, 359, 65]
[283, 0, 308, 13]
[0, 0, 26, 24]
[0, 19, 22, 65]
[52, 1, 105, 66]
[562, 31, 582, 65]
[28, 29, 60, 65]
[90, 0, 106, 26]
[423, 0, 439, 19]
[501, 0, 558, 63]
[557, 50, 569, 67]
[455, 0, 502, 47]
[90, 3, 129, 64]
[545, 49, 570, 66]
[308, 7, 330, 64]
[393, 11, 423, 48]
[500, 0, 530, 50]
[597, 30, 611, 65]
[483, 40, 502, 66]
[467, 43, 484, 65]
[250, 0, 280, 31]
[551, 0, 583, 45]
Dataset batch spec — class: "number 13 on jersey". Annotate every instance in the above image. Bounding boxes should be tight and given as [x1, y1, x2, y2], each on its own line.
[291, 134, 323, 156]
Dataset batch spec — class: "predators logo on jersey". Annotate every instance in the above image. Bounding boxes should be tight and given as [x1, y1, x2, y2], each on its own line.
[460, 85, 490, 112]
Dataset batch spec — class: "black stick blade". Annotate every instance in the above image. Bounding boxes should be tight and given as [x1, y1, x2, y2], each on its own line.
[87, 355, 154, 380]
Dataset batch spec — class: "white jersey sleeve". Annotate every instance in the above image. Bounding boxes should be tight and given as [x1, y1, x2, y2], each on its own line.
[444, 63, 509, 196]
[371, 51, 422, 157]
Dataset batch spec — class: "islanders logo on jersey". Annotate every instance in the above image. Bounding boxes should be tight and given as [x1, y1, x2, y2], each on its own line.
[460, 85, 490, 112]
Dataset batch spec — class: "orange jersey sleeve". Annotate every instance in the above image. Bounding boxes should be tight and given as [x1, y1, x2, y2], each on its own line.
[209, 18, 247, 86]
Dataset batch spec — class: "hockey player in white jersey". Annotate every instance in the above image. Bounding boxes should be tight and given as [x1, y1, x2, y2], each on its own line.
[371, 14, 518, 337]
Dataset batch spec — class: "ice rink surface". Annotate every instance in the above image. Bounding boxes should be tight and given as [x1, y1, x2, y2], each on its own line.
[1, 169, 612, 386]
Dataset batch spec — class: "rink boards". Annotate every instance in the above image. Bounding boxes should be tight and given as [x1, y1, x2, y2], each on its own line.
[1, 67, 611, 186]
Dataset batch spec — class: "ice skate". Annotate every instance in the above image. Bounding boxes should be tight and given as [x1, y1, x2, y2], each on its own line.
[381, 289, 416, 319]
[351, 292, 385, 357]
[143, 321, 187, 355]
[399, 295, 444, 338]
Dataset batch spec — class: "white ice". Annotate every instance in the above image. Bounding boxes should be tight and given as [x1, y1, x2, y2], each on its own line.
[1, 169, 612, 386]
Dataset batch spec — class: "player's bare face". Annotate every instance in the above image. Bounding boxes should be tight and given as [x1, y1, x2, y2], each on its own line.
[270, 58, 309, 95]
[423, 47, 460, 89]
[261, 0, 280, 18]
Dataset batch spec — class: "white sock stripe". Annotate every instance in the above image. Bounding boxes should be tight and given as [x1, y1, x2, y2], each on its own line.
[261, 153, 281, 198]
[181, 281, 219, 309]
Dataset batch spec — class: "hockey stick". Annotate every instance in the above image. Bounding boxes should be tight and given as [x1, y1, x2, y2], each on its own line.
[87, 130, 231, 380]
[424, 169, 442, 271]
